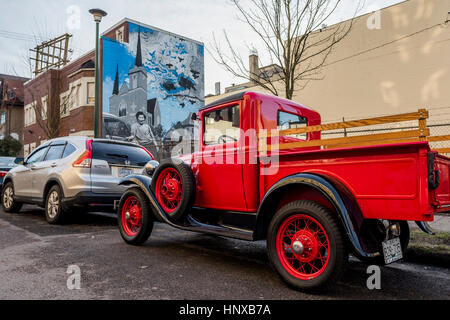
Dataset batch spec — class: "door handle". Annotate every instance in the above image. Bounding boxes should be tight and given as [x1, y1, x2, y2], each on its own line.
[51, 163, 57, 167]
[30, 165, 37, 170]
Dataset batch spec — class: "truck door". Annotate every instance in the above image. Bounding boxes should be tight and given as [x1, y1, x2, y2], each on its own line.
[195, 103, 247, 211]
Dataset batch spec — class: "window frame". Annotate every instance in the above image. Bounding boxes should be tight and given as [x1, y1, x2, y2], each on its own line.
[202, 103, 241, 147]
[277, 110, 308, 140]
[25, 146, 49, 165]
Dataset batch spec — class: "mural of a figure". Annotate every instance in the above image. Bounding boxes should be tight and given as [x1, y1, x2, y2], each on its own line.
[131, 111, 158, 157]
[102, 21, 204, 161]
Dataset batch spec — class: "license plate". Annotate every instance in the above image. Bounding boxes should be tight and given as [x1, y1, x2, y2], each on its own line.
[382, 237, 403, 264]
[119, 168, 134, 177]
[111, 167, 136, 178]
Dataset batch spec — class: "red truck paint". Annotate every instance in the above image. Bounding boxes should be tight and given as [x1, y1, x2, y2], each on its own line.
[187, 91, 450, 222]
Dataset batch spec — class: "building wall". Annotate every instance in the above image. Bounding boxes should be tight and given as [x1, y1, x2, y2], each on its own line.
[206, 0, 450, 125]
[101, 19, 205, 160]
[23, 51, 95, 156]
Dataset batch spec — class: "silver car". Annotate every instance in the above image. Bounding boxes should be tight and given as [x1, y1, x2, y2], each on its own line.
[1, 137, 154, 224]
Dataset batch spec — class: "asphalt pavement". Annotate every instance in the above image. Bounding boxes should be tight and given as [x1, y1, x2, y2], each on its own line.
[0, 205, 448, 300]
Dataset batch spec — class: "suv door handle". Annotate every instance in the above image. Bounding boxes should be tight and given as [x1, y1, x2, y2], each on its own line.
[51, 163, 57, 167]
[30, 165, 37, 170]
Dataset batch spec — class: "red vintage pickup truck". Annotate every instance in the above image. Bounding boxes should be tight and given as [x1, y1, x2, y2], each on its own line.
[117, 91, 450, 290]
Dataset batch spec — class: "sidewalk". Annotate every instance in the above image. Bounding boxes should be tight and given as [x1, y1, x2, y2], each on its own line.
[409, 214, 450, 233]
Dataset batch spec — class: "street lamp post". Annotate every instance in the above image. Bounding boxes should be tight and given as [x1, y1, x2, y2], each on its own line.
[89, 8, 107, 138]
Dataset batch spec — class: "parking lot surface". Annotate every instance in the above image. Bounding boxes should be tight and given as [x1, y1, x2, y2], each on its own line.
[0, 206, 448, 300]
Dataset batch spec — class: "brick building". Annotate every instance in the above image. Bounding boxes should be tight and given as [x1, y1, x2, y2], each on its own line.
[22, 19, 132, 157]
[23, 50, 95, 156]
[0, 74, 29, 152]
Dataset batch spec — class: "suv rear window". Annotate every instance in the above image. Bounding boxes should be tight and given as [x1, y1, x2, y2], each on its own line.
[92, 142, 152, 166]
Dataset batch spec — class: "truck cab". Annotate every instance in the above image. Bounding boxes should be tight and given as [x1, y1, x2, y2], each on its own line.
[191, 91, 322, 212]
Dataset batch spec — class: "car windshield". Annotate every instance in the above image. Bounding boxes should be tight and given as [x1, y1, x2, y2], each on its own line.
[0, 157, 18, 168]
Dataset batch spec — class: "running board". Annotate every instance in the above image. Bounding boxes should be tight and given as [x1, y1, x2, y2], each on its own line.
[130, 177, 254, 241]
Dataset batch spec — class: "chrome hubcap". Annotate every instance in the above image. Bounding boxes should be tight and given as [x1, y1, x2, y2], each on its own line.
[3, 187, 13, 209]
[47, 191, 59, 219]
[292, 240, 304, 255]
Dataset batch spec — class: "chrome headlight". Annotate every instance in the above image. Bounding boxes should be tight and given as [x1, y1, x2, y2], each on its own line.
[144, 160, 159, 176]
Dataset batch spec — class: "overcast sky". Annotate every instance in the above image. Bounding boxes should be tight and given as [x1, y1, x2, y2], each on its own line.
[0, 0, 405, 95]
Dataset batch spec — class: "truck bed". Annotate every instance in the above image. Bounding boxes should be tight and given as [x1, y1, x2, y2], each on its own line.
[261, 141, 450, 222]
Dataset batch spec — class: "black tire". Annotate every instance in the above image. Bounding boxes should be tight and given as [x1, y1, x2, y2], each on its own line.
[45, 185, 67, 224]
[118, 188, 154, 246]
[357, 220, 410, 265]
[1, 181, 23, 213]
[267, 200, 348, 291]
[150, 159, 195, 221]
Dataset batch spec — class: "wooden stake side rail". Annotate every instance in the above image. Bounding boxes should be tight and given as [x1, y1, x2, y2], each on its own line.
[258, 109, 450, 153]
[260, 109, 429, 138]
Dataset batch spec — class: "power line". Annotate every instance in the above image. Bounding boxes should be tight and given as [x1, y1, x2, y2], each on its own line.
[325, 21, 448, 67]
[0, 29, 48, 42]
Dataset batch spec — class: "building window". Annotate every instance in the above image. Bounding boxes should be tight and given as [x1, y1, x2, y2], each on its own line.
[116, 26, 124, 43]
[87, 82, 95, 104]
[1, 112, 5, 124]
[30, 142, 36, 153]
[24, 144, 30, 157]
[119, 103, 127, 117]
[41, 96, 48, 120]
[24, 103, 36, 127]
[60, 94, 70, 117]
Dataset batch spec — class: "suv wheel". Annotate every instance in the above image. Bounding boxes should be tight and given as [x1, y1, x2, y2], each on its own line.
[45, 185, 67, 224]
[2, 182, 23, 213]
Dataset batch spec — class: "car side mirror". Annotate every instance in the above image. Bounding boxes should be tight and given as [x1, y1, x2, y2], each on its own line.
[191, 113, 198, 121]
[14, 157, 24, 165]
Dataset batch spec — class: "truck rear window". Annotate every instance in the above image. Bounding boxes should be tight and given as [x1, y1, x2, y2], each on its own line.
[277, 111, 307, 140]
[92, 142, 152, 166]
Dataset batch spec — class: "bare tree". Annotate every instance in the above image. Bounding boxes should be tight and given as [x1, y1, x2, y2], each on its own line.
[210, 0, 363, 99]
[23, 22, 74, 141]
[28, 77, 74, 140]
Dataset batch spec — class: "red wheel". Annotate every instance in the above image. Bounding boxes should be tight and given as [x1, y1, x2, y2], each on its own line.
[155, 167, 183, 214]
[267, 200, 348, 290]
[276, 214, 330, 280]
[121, 195, 143, 237]
[151, 160, 195, 221]
[118, 188, 153, 246]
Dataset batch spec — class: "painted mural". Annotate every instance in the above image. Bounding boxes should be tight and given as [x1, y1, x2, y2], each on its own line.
[102, 22, 204, 160]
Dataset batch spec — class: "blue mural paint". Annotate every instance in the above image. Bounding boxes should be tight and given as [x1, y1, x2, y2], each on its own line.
[102, 22, 204, 160]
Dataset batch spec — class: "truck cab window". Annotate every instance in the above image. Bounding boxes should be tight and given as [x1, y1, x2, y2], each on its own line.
[277, 111, 307, 140]
[204, 104, 240, 145]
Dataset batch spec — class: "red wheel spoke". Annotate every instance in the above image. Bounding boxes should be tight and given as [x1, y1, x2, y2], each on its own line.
[276, 214, 331, 280]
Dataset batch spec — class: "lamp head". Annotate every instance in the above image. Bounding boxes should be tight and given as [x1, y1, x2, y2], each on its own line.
[89, 8, 107, 23]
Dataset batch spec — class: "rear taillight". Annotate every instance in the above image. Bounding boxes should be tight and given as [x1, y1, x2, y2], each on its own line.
[0, 171, 7, 177]
[73, 139, 93, 168]
[142, 147, 154, 160]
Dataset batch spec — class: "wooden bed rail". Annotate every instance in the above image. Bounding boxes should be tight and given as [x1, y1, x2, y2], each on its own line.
[258, 109, 450, 153]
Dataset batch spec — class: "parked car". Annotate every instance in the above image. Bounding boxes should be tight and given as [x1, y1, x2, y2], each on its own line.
[103, 113, 132, 142]
[0, 157, 22, 187]
[1, 137, 154, 224]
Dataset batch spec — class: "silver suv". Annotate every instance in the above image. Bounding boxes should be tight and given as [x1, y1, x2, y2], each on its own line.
[1, 137, 154, 224]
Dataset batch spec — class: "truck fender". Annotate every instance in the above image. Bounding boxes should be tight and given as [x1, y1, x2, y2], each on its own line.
[119, 174, 164, 223]
[255, 173, 377, 258]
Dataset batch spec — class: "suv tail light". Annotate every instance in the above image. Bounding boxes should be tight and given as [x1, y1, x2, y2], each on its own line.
[73, 139, 93, 168]
[0, 171, 7, 177]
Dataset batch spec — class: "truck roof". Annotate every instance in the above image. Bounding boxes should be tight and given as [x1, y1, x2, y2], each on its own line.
[203, 91, 315, 112]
